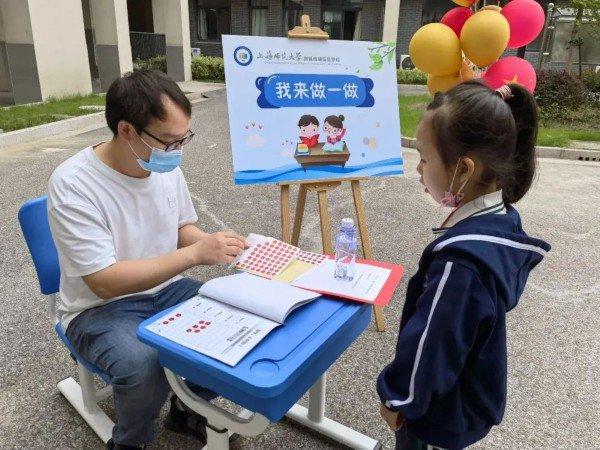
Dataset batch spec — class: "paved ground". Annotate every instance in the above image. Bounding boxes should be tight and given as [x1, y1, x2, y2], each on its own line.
[0, 90, 599, 449]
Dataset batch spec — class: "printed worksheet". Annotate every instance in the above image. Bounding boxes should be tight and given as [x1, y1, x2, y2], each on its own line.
[146, 295, 279, 366]
[291, 260, 392, 303]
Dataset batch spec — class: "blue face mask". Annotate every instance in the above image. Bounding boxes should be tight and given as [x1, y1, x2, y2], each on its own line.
[128, 138, 183, 173]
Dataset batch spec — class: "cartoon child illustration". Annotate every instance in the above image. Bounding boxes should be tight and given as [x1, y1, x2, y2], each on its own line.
[322, 115, 346, 152]
[298, 115, 320, 151]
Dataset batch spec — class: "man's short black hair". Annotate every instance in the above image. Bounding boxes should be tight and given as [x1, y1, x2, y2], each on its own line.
[105, 69, 192, 135]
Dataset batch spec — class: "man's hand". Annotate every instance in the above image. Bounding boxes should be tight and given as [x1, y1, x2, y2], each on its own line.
[188, 231, 248, 265]
[380, 404, 405, 432]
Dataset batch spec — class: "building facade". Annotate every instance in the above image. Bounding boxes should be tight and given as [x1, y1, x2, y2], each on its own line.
[186, 0, 587, 69]
[0, 0, 597, 106]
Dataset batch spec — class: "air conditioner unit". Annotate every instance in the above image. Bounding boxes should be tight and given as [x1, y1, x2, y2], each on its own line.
[400, 54, 415, 70]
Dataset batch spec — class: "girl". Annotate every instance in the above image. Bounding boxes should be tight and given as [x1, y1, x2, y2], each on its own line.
[377, 80, 550, 450]
[323, 114, 346, 151]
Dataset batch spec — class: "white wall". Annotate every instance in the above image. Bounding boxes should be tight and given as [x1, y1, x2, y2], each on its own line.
[0, 0, 33, 44]
[91, 0, 133, 74]
[152, 0, 166, 34]
[27, 0, 92, 99]
[0, 4, 11, 91]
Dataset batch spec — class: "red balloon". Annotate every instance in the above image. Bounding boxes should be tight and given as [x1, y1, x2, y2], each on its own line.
[482, 56, 537, 92]
[501, 0, 545, 49]
[440, 7, 474, 38]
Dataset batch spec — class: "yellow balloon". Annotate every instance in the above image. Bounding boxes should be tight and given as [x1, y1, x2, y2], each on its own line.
[460, 10, 510, 68]
[480, 5, 502, 12]
[452, 0, 477, 6]
[409, 23, 462, 76]
[427, 73, 462, 95]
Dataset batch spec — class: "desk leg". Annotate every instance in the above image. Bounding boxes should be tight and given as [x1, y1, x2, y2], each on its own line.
[205, 425, 229, 450]
[307, 373, 326, 422]
[164, 369, 270, 449]
[286, 372, 381, 450]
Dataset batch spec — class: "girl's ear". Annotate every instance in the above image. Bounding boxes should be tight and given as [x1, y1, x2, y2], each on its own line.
[459, 157, 476, 183]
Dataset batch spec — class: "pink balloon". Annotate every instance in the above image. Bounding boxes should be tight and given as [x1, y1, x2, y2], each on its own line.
[501, 0, 545, 49]
[482, 56, 537, 92]
[440, 7, 474, 38]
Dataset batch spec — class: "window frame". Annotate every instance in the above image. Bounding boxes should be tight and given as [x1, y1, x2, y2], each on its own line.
[249, 0, 269, 36]
[283, 0, 304, 34]
[196, 0, 231, 42]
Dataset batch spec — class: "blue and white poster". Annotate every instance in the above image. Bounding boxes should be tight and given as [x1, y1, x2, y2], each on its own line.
[222, 35, 402, 185]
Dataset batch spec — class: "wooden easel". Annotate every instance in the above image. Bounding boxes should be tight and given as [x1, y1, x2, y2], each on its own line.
[281, 16, 386, 332]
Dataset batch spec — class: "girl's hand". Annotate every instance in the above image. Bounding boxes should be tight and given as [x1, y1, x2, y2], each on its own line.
[380, 404, 405, 431]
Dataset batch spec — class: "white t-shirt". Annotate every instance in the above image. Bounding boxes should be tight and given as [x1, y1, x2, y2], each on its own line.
[47, 146, 198, 329]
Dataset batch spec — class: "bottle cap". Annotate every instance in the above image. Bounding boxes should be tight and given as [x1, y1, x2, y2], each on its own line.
[341, 218, 354, 229]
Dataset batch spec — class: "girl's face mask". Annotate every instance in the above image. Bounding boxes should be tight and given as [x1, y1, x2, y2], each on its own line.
[440, 161, 470, 208]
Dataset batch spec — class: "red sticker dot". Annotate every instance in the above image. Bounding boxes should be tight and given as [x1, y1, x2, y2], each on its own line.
[186, 329, 192, 332]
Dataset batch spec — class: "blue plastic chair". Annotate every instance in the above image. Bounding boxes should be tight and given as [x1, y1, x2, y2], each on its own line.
[19, 196, 114, 443]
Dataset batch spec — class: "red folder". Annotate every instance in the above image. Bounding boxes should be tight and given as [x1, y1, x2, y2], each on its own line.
[303, 257, 404, 307]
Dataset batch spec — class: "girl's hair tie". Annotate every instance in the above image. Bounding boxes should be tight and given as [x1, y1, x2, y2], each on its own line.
[495, 85, 513, 101]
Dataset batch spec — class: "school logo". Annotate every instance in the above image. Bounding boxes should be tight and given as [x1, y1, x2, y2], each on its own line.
[234, 46, 253, 66]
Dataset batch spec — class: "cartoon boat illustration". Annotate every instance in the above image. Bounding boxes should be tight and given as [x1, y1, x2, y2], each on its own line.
[294, 142, 350, 169]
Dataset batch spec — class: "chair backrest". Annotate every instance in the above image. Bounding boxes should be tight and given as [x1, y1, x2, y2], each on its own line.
[18, 196, 60, 295]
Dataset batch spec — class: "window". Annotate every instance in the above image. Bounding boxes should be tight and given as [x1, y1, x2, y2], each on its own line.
[197, 0, 231, 41]
[250, 0, 269, 36]
[323, 10, 344, 39]
[322, 0, 362, 7]
[284, 0, 303, 34]
[421, 0, 453, 25]
[322, 0, 362, 40]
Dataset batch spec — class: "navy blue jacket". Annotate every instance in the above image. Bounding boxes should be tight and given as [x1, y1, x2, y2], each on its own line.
[377, 206, 550, 449]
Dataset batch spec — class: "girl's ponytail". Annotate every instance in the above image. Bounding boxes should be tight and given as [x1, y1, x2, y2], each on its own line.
[503, 83, 538, 204]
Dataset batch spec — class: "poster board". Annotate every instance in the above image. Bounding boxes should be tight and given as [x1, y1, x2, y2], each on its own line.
[222, 35, 403, 185]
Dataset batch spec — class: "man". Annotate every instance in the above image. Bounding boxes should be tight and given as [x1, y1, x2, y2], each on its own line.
[47, 69, 246, 449]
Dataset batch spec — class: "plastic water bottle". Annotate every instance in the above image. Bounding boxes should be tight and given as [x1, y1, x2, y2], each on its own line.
[334, 218, 357, 281]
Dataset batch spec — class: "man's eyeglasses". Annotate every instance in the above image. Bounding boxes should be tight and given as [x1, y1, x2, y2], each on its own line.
[141, 128, 195, 151]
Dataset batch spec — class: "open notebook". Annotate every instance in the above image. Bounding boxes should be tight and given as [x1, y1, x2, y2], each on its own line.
[145, 273, 320, 366]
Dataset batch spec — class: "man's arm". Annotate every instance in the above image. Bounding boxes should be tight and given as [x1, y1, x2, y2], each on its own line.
[83, 231, 247, 300]
[178, 224, 208, 248]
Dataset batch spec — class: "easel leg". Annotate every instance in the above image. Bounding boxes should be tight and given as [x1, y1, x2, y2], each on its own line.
[291, 184, 308, 246]
[351, 180, 386, 332]
[317, 189, 334, 254]
[280, 184, 292, 243]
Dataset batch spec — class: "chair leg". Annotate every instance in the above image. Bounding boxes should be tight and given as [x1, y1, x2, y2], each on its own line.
[57, 363, 114, 444]
[78, 363, 102, 414]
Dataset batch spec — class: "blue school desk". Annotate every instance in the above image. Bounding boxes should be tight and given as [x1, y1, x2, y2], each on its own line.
[137, 296, 381, 449]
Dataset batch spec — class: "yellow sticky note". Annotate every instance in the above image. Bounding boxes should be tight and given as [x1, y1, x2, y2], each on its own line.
[275, 259, 314, 283]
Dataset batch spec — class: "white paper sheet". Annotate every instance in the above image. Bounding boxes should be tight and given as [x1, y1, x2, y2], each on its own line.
[145, 295, 279, 366]
[198, 272, 320, 323]
[291, 260, 391, 303]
